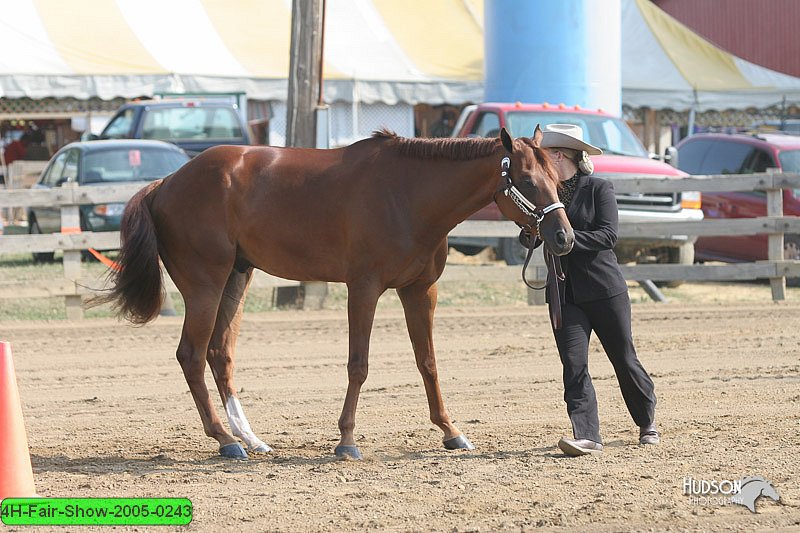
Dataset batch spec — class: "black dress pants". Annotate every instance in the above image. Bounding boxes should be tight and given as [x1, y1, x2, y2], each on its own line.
[552, 291, 656, 443]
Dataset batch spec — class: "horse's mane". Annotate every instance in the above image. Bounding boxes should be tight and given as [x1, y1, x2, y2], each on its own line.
[372, 128, 499, 161]
[371, 129, 560, 187]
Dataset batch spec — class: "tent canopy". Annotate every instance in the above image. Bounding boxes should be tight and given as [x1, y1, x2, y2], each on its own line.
[622, 0, 800, 111]
[2, 0, 799, 111]
[0, 0, 485, 104]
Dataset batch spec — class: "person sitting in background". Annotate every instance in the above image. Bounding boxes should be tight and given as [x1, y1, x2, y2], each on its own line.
[23, 129, 50, 161]
[3, 133, 29, 166]
[1, 134, 29, 186]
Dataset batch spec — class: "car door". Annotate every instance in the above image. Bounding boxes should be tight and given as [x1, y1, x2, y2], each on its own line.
[30, 150, 67, 233]
[472, 111, 502, 138]
[696, 141, 759, 261]
[675, 138, 723, 257]
[724, 148, 776, 260]
[100, 108, 137, 139]
[31, 149, 79, 233]
[679, 139, 719, 260]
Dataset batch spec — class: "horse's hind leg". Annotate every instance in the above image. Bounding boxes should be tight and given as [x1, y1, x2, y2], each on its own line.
[397, 280, 474, 451]
[174, 284, 244, 458]
[207, 267, 272, 454]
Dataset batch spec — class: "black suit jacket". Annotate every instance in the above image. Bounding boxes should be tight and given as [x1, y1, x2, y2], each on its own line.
[536, 174, 628, 304]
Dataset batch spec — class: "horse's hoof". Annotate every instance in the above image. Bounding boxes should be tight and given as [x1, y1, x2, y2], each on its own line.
[334, 445, 363, 460]
[249, 442, 273, 453]
[444, 435, 475, 451]
[219, 442, 249, 459]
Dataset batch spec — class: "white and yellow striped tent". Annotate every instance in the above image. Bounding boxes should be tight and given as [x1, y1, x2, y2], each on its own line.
[1, 0, 799, 111]
[622, 0, 800, 111]
[0, 0, 484, 105]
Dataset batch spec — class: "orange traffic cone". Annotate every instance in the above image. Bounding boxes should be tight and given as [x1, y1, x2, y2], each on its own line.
[0, 341, 37, 498]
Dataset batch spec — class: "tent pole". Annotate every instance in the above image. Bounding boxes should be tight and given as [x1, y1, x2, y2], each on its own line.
[352, 81, 359, 141]
[780, 95, 787, 130]
[686, 89, 698, 138]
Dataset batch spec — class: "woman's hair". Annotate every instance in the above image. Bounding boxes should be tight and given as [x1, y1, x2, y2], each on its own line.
[557, 147, 580, 162]
[552, 147, 594, 175]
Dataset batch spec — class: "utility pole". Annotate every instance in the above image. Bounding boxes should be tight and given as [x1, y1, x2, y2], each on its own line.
[286, 0, 329, 309]
[286, 0, 324, 149]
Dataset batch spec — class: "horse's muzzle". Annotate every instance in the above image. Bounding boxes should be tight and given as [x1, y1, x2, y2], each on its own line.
[551, 229, 574, 256]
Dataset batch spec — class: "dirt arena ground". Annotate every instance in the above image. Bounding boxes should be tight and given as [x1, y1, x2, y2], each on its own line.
[4, 295, 800, 531]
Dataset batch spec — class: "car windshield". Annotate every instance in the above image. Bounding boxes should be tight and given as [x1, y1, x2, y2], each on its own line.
[84, 147, 187, 182]
[141, 106, 243, 142]
[779, 149, 800, 199]
[505, 111, 649, 157]
[779, 149, 800, 173]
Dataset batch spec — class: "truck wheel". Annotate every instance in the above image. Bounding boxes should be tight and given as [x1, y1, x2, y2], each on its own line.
[499, 238, 528, 265]
[785, 235, 800, 287]
[656, 243, 694, 288]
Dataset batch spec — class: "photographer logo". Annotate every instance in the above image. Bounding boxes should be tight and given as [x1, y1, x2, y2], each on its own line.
[683, 476, 780, 513]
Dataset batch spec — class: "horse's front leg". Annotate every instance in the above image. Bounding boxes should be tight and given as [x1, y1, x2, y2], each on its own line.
[335, 280, 382, 460]
[207, 268, 272, 456]
[397, 280, 474, 451]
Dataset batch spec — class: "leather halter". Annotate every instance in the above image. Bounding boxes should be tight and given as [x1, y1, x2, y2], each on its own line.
[493, 156, 565, 236]
[492, 155, 567, 330]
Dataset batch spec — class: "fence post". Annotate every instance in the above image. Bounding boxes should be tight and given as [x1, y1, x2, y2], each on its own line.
[766, 169, 786, 301]
[59, 183, 84, 319]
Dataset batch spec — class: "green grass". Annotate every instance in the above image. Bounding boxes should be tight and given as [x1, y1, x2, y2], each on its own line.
[0, 251, 530, 321]
[1, 251, 796, 321]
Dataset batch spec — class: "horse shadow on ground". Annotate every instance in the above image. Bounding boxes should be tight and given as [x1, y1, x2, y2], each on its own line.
[30, 453, 266, 476]
[30, 439, 632, 476]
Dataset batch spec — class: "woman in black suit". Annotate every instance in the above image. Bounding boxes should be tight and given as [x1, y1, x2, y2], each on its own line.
[534, 124, 659, 457]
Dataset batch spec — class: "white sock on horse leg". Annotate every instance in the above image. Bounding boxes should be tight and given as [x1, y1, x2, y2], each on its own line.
[224, 395, 270, 451]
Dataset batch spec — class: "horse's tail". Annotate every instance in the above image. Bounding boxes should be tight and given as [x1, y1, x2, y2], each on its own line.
[91, 180, 165, 324]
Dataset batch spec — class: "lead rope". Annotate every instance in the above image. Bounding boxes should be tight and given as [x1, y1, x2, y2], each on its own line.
[521, 237, 566, 331]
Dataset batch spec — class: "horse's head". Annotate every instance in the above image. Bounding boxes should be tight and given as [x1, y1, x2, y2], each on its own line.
[493, 126, 574, 256]
[744, 476, 780, 501]
[732, 476, 781, 513]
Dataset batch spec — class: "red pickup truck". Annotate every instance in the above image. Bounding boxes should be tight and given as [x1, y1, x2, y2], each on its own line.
[450, 102, 703, 277]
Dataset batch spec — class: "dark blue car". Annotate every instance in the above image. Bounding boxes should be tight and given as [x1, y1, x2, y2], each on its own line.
[98, 99, 251, 157]
[27, 139, 189, 261]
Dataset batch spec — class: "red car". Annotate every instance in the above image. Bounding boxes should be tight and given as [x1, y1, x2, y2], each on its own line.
[676, 132, 800, 274]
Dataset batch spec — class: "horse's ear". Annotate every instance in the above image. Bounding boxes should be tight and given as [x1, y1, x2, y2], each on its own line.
[500, 128, 514, 153]
[532, 124, 543, 146]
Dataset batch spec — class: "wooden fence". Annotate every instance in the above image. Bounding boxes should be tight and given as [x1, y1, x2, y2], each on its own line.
[1, 160, 48, 222]
[1, 172, 799, 318]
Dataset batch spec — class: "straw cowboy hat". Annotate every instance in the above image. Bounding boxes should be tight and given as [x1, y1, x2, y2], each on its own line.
[540, 124, 603, 155]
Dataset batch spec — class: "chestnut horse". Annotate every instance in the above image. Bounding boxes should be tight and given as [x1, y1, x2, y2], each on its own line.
[95, 127, 573, 459]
